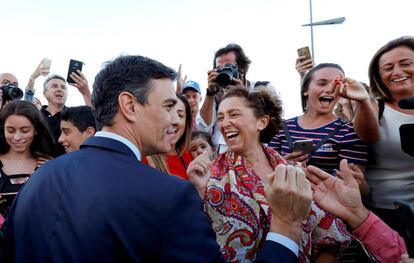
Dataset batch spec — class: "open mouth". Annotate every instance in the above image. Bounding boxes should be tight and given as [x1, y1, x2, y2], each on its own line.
[167, 128, 176, 135]
[319, 96, 334, 107]
[391, 76, 409, 83]
[225, 131, 239, 141]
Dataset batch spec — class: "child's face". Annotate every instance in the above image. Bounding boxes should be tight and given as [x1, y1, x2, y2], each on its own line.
[190, 137, 214, 160]
[58, 120, 93, 153]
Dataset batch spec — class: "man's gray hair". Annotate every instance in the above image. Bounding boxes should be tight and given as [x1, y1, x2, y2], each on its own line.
[43, 74, 66, 91]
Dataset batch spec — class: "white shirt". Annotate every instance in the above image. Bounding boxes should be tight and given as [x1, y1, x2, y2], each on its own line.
[94, 131, 141, 161]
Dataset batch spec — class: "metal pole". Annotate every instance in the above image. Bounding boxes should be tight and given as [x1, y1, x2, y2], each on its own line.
[309, 0, 315, 59]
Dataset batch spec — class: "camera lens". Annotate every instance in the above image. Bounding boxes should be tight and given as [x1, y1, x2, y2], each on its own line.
[216, 71, 232, 86]
[9, 86, 23, 100]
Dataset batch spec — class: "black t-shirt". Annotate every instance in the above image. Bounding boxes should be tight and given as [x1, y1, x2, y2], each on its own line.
[40, 106, 65, 156]
[0, 161, 30, 217]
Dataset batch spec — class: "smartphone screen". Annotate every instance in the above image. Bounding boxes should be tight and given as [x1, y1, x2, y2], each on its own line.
[66, 59, 84, 84]
[297, 46, 311, 62]
[293, 139, 313, 154]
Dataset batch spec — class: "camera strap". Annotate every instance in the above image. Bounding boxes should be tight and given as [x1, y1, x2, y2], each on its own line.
[282, 119, 342, 153]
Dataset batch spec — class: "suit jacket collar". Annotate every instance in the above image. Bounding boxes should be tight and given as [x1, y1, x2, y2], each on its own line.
[81, 136, 139, 159]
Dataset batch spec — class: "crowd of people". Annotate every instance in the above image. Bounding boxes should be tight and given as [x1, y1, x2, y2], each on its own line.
[0, 37, 413, 262]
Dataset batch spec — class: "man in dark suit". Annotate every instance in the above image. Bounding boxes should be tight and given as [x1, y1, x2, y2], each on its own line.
[1, 55, 311, 262]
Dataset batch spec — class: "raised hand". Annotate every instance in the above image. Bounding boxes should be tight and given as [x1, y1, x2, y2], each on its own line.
[296, 57, 314, 78]
[207, 69, 219, 94]
[176, 64, 187, 93]
[69, 70, 92, 106]
[31, 59, 50, 80]
[333, 77, 370, 102]
[187, 151, 212, 198]
[306, 159, 369, 229]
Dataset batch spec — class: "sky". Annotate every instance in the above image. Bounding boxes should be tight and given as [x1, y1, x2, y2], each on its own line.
[1, 0, 414, 118]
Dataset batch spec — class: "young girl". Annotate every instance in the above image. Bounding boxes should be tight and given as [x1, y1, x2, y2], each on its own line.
[189, 131, 215, 161]
[0, 100, 54, 222]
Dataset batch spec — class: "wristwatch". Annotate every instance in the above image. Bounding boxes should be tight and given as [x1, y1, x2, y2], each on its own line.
[206, 88, 218, 96]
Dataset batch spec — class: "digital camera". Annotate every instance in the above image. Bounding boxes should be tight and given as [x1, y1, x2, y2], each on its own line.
[216, 64, 240, 87]
[1, 84, 23, 103]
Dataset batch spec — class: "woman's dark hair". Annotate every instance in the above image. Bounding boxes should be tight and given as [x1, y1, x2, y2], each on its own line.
[300, 63, 344, 112]
[191, 131, 214, 148]
[0, 100, 54, 157]
[220, 87, 283, 143]
[368, 36, 414, 101]
[175, 93, 192, 154]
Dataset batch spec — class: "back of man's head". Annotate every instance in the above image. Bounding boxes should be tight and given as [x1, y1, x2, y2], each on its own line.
[92, 55, 177, 129]
[43, 74, 66, 91]
[61, 106, 96, 132]
[213, 43, 251, 75]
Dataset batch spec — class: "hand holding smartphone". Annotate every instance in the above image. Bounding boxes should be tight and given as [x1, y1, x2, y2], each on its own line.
[297, 46, 312, 62]
[40, 58, 52, 76]
[67, 59, 84, 84]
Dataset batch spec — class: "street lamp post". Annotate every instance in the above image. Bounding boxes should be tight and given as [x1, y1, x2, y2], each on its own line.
[302, 0, 345, 60]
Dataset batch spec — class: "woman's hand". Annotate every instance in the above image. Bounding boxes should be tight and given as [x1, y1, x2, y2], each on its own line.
[176, 64, 187, 93]
[187, 151, 212, 198]
[306, 159, 369, 229]
[401, 254, 414, 263]
[283, 151, 309, 165]
[296, 57, 314, 78]
[36, 155, 52, 168]
[333, 77, 370, 102]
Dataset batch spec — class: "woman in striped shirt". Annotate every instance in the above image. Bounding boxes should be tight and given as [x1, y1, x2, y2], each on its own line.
[269, 63, 369, 195]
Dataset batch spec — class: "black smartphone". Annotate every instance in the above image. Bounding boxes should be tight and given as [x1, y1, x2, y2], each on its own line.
[400, 124, 414, 157]
[395, 200, 414, 257]
[0, 192, 18, 210]
[66, 59, 84, 84]
[293, 139, 313, 154]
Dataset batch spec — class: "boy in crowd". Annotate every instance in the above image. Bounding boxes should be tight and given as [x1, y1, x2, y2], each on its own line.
[182, 80, 202, 131]
[58, 106, 96, 153]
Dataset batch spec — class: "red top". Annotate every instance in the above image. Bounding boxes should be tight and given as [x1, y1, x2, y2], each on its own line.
[165, 151, 193, 180]
[142, 151, 193, 180]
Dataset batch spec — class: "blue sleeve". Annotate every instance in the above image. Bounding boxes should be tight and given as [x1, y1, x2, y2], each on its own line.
[254, 240, 299, 263]
[160, 183, 224, 263]
[24, 88, 34, 102]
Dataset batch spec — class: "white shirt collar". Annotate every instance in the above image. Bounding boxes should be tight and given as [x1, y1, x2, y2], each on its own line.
[94, 131, 141, 161]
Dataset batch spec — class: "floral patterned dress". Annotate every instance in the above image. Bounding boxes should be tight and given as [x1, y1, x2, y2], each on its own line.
[204, 146, 350, 262]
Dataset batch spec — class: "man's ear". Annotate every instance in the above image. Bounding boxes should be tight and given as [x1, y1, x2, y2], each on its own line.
[118, 92, 138, 123]
[199, 95, 203, 102]
[84, 126, 96, 138]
